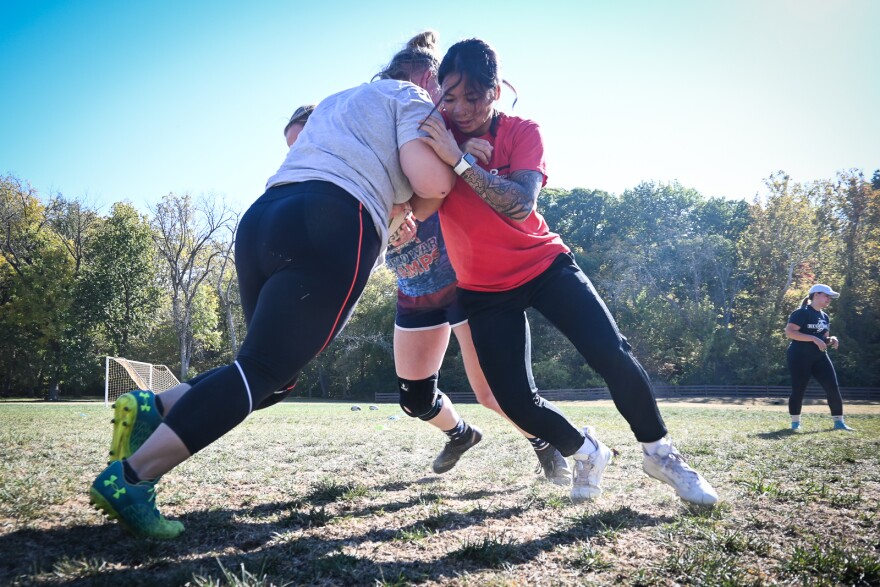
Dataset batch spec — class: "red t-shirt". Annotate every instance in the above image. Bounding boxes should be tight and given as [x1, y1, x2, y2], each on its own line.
[438, 112, 569, 292]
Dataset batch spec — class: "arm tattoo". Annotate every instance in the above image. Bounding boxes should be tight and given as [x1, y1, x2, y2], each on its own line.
[460, 167, 542, 221]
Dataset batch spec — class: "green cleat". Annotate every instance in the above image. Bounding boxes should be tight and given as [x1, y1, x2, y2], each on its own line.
[109, 390, 162, 462]
[89, 460, 184, 539]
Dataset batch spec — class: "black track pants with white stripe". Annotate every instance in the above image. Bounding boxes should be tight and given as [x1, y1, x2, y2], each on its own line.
[163, 181, 380, 454]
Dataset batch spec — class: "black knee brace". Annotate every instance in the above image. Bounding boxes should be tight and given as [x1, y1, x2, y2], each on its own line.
[398, 373, 444, 421]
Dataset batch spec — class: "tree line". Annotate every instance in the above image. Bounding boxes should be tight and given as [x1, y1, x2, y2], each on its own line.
[1, 169, 877, 400]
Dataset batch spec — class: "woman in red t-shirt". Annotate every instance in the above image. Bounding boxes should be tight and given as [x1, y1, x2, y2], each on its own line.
[417, 38, 718, 505]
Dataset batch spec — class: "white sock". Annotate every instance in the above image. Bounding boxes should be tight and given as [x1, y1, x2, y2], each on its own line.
[641, 436, 671, 456]
[791, 415, 801, 423]
[832, 415, 844, 423]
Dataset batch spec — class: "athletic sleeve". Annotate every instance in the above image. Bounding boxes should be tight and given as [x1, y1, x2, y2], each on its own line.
[395, 85, 438, 148]
[509, 119, 548, 186]
[787, 309, 806, 327]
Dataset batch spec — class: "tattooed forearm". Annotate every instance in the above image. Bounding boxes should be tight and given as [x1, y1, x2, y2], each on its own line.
[460, 168, 542, 222]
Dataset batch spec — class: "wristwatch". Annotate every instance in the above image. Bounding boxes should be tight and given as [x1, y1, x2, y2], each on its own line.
[453, 152, 477, 176]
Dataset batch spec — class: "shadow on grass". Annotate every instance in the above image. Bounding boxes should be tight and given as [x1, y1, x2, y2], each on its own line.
[0, 499, 673, 586]
[753, 429, 822, 440]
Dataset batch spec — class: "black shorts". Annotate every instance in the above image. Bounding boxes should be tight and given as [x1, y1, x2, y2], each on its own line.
[395, 281, 467, 330]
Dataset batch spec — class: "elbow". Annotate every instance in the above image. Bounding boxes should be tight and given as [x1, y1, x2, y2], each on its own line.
[412, 171, 454, 200]
[400, 141, 455, 198]
[509, 198, 537, 223]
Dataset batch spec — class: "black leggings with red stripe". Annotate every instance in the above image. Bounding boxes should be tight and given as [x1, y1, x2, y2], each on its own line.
[162, 181, 380, 453]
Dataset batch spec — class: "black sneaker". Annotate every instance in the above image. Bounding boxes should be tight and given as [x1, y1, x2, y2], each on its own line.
[535, 447, 572, 486]
[432, 426, 483, 474]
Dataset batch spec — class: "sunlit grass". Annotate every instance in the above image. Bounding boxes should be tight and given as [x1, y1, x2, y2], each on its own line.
[0, 399, 877, 585]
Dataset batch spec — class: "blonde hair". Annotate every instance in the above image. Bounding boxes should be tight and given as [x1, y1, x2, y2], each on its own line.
[373, 31, 439, 82]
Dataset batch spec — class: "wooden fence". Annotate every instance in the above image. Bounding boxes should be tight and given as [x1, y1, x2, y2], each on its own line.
[375, 385, 880, 404]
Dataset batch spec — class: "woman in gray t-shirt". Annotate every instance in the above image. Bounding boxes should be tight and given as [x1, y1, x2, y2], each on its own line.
[88, 32, 453, 539]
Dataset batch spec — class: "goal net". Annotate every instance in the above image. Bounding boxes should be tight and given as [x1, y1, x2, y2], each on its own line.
[104, 356, 181, 406]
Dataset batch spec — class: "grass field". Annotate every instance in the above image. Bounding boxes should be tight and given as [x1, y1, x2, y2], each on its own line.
[1, 398, 878, 586]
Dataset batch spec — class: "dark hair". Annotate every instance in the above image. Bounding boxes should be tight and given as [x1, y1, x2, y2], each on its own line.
[283, 104, 315, 137]
[433, 38, 518, 135]
[800, 294, 813, 308]
[373, 31, 439, 82]
[438, 38, 501, 95]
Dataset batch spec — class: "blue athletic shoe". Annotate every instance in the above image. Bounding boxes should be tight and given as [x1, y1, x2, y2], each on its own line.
[89, 460, 184, 539]
[833, 420, 854, 431]
[791, 421, 801, 431]
[109, 390, 162, 462]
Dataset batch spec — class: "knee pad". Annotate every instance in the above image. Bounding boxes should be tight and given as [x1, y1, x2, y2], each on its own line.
[398, 374, 444, 421]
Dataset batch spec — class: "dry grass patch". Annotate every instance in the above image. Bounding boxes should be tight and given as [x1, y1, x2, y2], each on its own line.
[0, 400, 878, 585]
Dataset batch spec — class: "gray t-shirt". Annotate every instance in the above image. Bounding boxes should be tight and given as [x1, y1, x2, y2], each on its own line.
[265, 80, 438, 252]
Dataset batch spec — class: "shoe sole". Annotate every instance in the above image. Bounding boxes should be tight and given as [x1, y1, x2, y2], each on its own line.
[90, 486, 139, 535]
[109, 393, 139, 462]
[90, 488, 183, 539]
[90, 481, 158, 538]
[642, 467, 718, 506]
[547, 474, 573, 487]
[432, 428, 483, 474]
[571, 487, 602, 502]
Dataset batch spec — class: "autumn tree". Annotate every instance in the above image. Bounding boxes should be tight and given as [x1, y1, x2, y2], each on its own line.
[151, 193, 234, 379]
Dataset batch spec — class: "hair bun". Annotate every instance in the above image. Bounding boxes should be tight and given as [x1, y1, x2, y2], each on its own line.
[407, 30, 438, 52]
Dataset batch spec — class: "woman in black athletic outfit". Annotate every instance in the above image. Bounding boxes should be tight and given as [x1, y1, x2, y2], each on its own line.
[785, 283, 853, 432]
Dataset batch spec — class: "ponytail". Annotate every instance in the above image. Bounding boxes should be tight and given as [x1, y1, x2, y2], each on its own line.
[373, 31, 439, 82]
[800, 295, 811, 309]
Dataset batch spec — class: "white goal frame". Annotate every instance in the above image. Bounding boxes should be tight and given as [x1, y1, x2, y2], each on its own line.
[104, 356, 181, 407]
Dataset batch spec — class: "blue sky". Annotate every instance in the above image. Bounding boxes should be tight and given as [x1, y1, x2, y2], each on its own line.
[1, 0, 877, 213]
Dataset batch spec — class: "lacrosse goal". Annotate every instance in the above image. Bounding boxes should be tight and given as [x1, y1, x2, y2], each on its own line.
[104, 356, 180, 406]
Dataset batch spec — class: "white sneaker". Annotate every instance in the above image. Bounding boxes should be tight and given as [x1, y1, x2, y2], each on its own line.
[642, 443, 718, 505]
[571, 427, 612, 503]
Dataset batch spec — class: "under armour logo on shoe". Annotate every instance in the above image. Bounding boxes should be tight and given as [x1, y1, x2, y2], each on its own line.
[103, 475, 127, 499]
[138, 392, 152, 412]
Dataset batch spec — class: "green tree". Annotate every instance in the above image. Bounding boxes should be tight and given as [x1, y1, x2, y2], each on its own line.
[736, 173, 821, 383]
[596, 183, 719, 382]
[814, 170, 880, 384]
[78, 202, 161, 358]
[0, 175, 77, 398]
